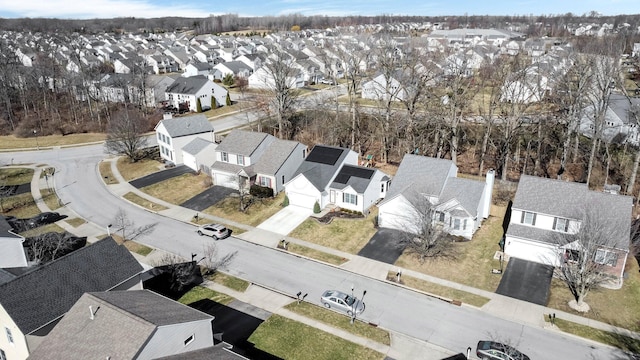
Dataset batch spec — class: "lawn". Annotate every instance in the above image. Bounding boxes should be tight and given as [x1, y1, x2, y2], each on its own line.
[288, 209, 378, 254]
[41, 188, 61, 211]
[98, 161, 119, 184]
[1, 193, 41, 218]
[19, 223, 66, 237]
[202, 192, 286, 227]
[206, 271, 250, 292]
[109, 234, 154, 256]
[0, 133, 106, 150]
[0, 167, 34, 185]
[123, 192, 168, 211]
[547, 316, 640, 353]
[116, 156, 163, 182]
[547, 256, 640, 332]
[286, 243, 349, 266]
[140, 172, 211, 205]
[394, 205, 507, 293]
[248, 315, 385, 360]
[65, 217, 87, 227]
[284, 301, 390, 345]
[177, 285, 235, 306]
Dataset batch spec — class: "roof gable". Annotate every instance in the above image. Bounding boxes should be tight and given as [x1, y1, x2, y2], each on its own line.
[166, 75, 211, 94]
[157, 114, 213, 138]
[292, 145, 352, 192]
[216, 129, 273, 157]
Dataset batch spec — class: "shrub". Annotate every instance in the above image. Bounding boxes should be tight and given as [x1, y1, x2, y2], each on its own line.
[282, 195, 289, 207]
[225, 93, 232, 106]
[313, 201, 321, 214]
[250, 184, 274, 198]
[196, 98, 202, 113]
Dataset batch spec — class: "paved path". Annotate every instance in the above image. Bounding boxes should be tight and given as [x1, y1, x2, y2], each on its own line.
[19, 158, 640, 359]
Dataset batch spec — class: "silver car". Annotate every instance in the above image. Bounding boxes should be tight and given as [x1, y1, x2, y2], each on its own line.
[196, 224, 230, 240]
[320, 290, 365, 316]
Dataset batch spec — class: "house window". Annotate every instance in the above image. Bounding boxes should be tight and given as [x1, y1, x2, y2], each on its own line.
[435, 211, 445, 222]
[260, 176, 271, 187]
[157, 133, 162, 142]
[521, 211, 536, 225]
[554, 217, 569, 232]
[463, 219, 467, 230]
[237, 155, 245, 165]
[453, 218, 461, 230]
[184, 334, 194, 346]
[221, 152, 228, 162]
[381, 183, 385, 192]
[0, 349, 5, 360]
[282, 175, 285, 184]
[166, 137, 171, 146]
[5, 328, 13, 344]
[343, 193, 357, 205]
[595, 249, 618, 266]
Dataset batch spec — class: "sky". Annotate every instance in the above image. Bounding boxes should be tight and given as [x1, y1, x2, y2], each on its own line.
[0, 0, 637, 19]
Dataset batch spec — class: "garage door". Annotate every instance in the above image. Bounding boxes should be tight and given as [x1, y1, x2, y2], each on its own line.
[288, 192, 316, 209]
[213, 172, 238, 190]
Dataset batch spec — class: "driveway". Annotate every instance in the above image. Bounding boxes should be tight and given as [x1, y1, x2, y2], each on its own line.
[180, 186, 236, 211]
[129, 165, 193, 188]
[495, 257, 553, 306]
[357, 228, 406, 264]
[256, 205, 312, 235]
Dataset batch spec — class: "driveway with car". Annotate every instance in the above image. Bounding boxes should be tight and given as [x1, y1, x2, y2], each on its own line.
[129, 165, 193, 189]
[357, 228, 406, 264]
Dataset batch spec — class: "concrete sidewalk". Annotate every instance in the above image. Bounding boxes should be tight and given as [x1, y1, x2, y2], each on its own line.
[26, 159, 640, 359]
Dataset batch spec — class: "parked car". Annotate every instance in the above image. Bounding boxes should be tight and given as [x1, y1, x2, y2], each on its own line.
[26, 212, 67, 229]
[196, 223, 230, 240]
[320, 78, 336, 85]
[476, 341, 530, 360]
[320, 290, 365, 316]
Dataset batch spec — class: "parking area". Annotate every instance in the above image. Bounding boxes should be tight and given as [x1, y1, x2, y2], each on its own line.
[357, 228, 406, 264]
[180, 186, 237, 211]
[495, 257, 553, 306]
[129, 165, 193, 189]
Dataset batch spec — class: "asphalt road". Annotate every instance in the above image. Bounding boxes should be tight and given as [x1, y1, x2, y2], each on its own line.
[0, 113, 633, 360]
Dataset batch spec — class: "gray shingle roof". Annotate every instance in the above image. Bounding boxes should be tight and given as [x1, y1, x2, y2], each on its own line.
[439, 177, 486, 217]
[166, 75, 210, 94]
[158, 114, 213, 138]
[0, 237, 143, 334]
[28, 290, 212, 360]
[253, 138, 303, 175]
[383, 154, 456, 202]
[329, 165, 376, 193]
[216, 129, 273, 157]
[182, 137, 216, 155]
[292, 145, 351, 192]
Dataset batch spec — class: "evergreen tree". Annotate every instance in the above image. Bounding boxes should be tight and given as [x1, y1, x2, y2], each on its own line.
[196, 98, 202, 113]
[226, 93, 232, 106]
[211, 95, 217, 109]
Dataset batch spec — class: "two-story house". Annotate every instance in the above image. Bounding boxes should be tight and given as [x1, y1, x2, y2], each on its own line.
[377, 154, 494, 240]
[210, 129, 307, 195]
[164, 75, 228, 113]
[154, 114, 215, 166]
[0, 238, 143, 360]
[504, 175, 632, 286]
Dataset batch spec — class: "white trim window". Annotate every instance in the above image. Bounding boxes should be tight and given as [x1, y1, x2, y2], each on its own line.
[521, 211, 536, 225]
[553, 217, 569, 232]
[237, 155, 245, 166]
[343, 193, 357, 205]
[259, 176, 271, 187]
[221, 152, 228, 162]
[594, 249, 618, 266]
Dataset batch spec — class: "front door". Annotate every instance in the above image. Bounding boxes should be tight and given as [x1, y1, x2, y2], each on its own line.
[330, 190, 335, 203]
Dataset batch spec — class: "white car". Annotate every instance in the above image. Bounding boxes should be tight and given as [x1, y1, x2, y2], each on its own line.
[320, 290, 365, 316]
[196, 224, 230, 240]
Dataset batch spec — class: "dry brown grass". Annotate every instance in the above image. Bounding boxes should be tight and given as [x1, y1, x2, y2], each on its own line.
[116, 156, 163, 182]
[202, 192, 286, 227]
[286, 243, 349, 265]
[1, 193, 39, 218]
[108, 234, 154, 256]
[0, 133, 106, 150]
[41, 188, 61, 211]
[123, 192, 168, 211]
[386, 271, 490, 307]
[140, 172, 210, 205]
[19, 223, 66, 238]
[65, 217, 87, 227]
[288, 208, 378, 254]
[394, 205, 507, 292]
[0, 167, 34, 185]
[98, 161, 119, 184]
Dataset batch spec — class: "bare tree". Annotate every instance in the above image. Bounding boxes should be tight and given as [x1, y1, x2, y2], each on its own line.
[200, 243, 237, 275]
[104, 108, 149, 162]
[0, 174, 14, 212]
[547, 209, 630, 312]
[152, 253, 201, 293]
[111, 208, 157, 242]
[24, 232, 87, 265]
[259, 50, 301, 139]
[395, 190, 458, 263]
[625, 102, 640, 194]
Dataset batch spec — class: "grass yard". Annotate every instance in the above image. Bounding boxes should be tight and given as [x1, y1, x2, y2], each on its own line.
[546, 316, 640, 353]
[177, 285, 235, 306]
[248, 315, 385, 360]
[284, 301, 390, 345]
[19, 223, 66, 237]
[286, 242, 349, 265]
[0, 167, 34, 185]
[1, 193, 41, 218]
[123, 192, 168, 211]
[0, 133, 106, 150]
[65, 217, 87, 227]
[41, 188, 61, 211]
[140, 172, 210, 205]
[116, 156, 163, 182]
[394, 205, 507, 293]
[202, 192, 285, 227]
[547, 257, 640, 332]
[385, 271, 490, 307]
[206, 271, 250, 292]
[288, 209, 378, 254]
[98, 161, 119, 184]
[109, 234, 154, 256]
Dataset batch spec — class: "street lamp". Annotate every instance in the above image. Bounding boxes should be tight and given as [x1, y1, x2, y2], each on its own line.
[350, 288, 367, 325]
[33, 130, 39, 150]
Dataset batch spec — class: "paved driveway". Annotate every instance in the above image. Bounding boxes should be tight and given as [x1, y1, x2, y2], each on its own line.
[129, 165, 193, 188]
[357, 228, 406, 264]
[180, 186, 236, 211]
[495, 257, 553, 306]
[257, 205, 312, 235]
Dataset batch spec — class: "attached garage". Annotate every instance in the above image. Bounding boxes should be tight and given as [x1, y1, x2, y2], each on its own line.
[285, 175, 321, 210]
[213, 172, 239, 190]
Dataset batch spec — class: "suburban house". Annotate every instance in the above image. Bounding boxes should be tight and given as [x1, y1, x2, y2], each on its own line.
[182, 62, 214, 78]
[164, 75, 228, 113]
[28, 290, 215, 359]
[504, 175, 632, 287]
[579, 93, 640, 146]
[377, 154, 494, 240]
[211, 60, 253, 81]
[284, 145, 360, 211]
[361, 73, 407, 102]
[182, 137, 218, 173]
[155, 113, 215, 165]
[210, 129, 307, 194]
[0, 217, 27, 269]
[326, 164, 390, 214]
[248, 65, 304, 89]
[0, 238, 143, 360]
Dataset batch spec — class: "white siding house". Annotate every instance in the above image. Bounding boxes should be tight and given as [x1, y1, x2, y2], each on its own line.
[165, 75, 228, 112]
[155, 114, 215, 165]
